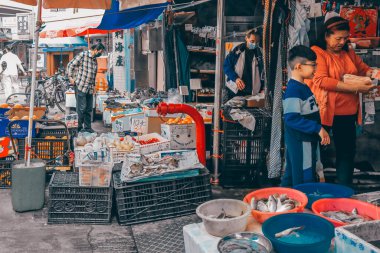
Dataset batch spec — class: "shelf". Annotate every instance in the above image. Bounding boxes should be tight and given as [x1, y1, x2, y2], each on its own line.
[190, 69, 216, 74]
[187, 48, 216, 54]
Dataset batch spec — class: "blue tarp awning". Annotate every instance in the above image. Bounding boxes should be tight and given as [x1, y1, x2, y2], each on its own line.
[97, 0, 168, 30]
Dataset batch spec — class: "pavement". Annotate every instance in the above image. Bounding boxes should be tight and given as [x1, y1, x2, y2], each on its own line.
[0, 185, 254, 253]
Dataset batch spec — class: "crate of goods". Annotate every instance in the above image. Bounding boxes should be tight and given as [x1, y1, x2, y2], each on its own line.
[220, 108, 271, 187]
[113, 168, 212, 225]
[0, 104, 11, 117]
[0, 156, 15, 188]
[132, 133, 170, 155]
[79, 163, 113, 187]
[17, 136, 70, 171]
[48, 172, 113, 224]
[161, 121, 196, 150]
[112, 112, 144, 132]
[335, 221, 380, 253]
[4, 107, 46, 138]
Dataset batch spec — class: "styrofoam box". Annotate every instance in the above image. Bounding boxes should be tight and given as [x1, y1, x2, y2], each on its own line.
[79, 163, 113, 187]
[161, 124, 196, 150]
[112, 113, 144, 132]
[96, 94, 109, 112]
[335, 221, 380, 253]
[132, 133, 170, 155]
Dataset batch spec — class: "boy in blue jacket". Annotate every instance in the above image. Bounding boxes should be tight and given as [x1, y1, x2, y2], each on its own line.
[281, 45, 330, 187]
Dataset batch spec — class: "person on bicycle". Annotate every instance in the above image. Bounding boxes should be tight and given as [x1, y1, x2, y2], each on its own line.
[67, 43, 105, 133]
[0, 45, 26, 100]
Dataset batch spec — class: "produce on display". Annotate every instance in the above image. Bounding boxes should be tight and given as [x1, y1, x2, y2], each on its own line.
[165, 115, 193, 125]
[275, 226, 305, 238]
[250, 194, 300, 213]
[320, 209, 373, 224]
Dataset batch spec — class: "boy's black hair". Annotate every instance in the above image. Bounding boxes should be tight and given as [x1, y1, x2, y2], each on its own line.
[288, 45, 317, 70]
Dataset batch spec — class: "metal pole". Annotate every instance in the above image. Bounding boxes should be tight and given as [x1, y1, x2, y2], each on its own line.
[212, 0, 225, 185]
[26, 0, 42, 167]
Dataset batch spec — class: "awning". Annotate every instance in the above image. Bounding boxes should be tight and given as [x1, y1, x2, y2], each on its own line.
[12, 0, 112, 9]
[39, 37, 88, 48]
[97, 0, 168, 30]
[40, 15, 117, 38]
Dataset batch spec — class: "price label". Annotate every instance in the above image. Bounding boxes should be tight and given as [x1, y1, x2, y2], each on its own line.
[131, 118, 147, 133]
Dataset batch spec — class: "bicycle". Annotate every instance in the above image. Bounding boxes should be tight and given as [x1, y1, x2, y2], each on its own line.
[25, 70, 67, 113]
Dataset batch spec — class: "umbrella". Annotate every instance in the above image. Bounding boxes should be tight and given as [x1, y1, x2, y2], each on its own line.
[11, 0, 112, 167]
[12, 0, 112, 9]
[39, 16, 118, 38]
[38, 37, 88, 47]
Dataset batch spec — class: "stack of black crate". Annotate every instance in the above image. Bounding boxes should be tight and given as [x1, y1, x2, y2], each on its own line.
[220, 108, 272, 187]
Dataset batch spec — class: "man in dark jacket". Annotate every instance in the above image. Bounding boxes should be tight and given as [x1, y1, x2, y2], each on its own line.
[223, 29, 264, 99]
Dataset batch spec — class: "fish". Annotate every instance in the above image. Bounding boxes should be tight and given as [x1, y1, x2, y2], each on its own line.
[250, 197, 257, 210]
[320, 209, 372, 224]
[276, 197, 283, 211]
[267, 195, 277, 212]
[276, 203, 294, 213]
[257, 200, 269, 212]
[252, 194, 299, 213]
[209, 208, 241, 219]
[275, 226, 305, 238]
[279, 194, 288, 202]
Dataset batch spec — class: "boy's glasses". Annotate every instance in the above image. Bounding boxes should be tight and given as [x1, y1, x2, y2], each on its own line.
[302, 63, 317, 68]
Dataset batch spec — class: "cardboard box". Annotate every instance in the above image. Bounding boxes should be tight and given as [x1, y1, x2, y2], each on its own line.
[246, 96, 266, 108]
[113, 113, 144, 132]
[6, 107, 46, 120]
[161, 124, 196, 150]
[132, 133, 170, 155]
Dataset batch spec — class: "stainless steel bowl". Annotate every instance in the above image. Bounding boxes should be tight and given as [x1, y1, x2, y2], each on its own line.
[217, 232, 273, 253]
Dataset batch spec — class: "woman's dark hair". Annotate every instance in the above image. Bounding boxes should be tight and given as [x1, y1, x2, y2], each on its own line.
[91, 43, 106, 51]
[313, 16, 350, 51]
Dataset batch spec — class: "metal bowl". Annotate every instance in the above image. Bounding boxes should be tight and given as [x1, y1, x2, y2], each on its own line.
[217, 232, 273, 253]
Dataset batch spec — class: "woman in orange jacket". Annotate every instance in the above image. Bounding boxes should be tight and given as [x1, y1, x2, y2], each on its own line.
[306, 16, 376, 186]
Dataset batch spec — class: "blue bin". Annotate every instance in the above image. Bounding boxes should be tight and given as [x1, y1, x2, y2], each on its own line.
[0, 108, 10, 117]
[0, 117, 10, 137]
[262, 213, 334, 253]
[4, 120, 36, 138]
[294, 183, 354, 209]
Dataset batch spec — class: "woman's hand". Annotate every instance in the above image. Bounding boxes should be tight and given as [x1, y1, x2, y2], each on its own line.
[353, 83, 377, 94]
[319, 128, 330, 146]
[366, 69, 374, 78]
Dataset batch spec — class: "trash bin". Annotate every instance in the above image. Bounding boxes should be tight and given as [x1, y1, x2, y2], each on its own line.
[11, 159, 46, 212]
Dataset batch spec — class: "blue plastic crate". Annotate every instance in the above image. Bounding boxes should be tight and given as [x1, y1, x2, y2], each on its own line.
[3, 120, 36, 138]
[0, 108, 10, 117]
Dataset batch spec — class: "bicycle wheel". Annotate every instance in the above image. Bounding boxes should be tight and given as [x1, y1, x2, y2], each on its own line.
[54, 86, 66, 112]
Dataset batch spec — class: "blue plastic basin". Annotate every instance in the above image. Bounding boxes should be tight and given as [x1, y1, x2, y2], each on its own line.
[294, 183, 354, 209]
[262, 213, 334, 253]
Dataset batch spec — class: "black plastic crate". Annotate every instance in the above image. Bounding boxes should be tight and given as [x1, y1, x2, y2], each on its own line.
[38, 128, 78, 138]
[222, 108, 271, 139]
[17, 138, 70, 169]
[113, 169, 212, 225]
[48, 172, 112, 224]
[0, 156, 15, 188]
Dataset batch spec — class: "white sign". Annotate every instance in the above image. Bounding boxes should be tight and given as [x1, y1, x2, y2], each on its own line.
[16, 13, 34, 40]
[179, 86, 189, 96]
[1, 17, 17, 28]
[131, 118, 147, 134]
[190, 79, 202, 90]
